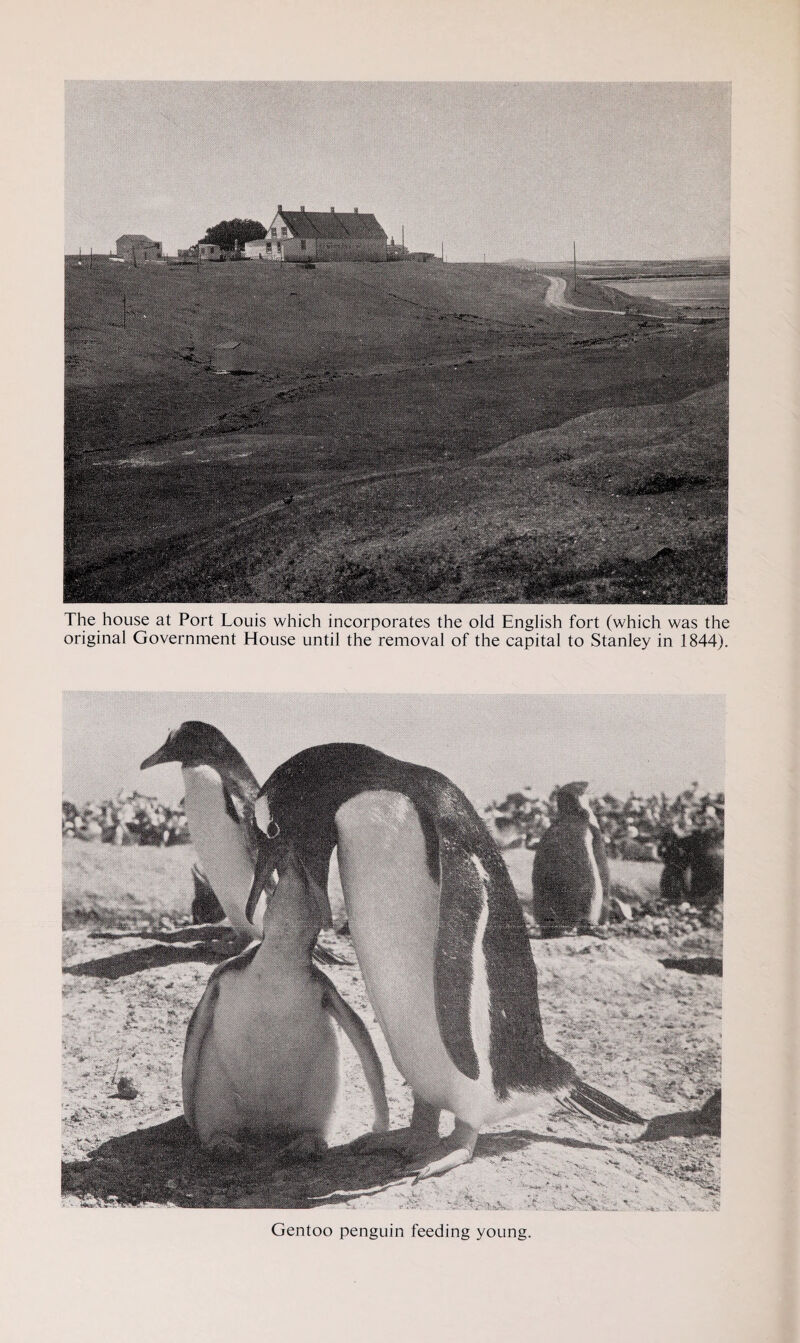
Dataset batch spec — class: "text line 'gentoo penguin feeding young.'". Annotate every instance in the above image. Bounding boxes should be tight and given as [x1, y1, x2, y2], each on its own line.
[182, 837, 389, 1155]
[247, 744, 643, 1182]
[532, 782, 610, 937]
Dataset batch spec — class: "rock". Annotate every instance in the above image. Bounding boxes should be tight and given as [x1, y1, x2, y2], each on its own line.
[116, 1076, 138, 1100]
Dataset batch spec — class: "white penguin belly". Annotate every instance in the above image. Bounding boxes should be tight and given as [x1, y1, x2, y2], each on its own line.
[335, 791, 500, 1130]
[187, 953, 341, 1143]
[584, 829, 605, 924]
[182, 765, 264, 937]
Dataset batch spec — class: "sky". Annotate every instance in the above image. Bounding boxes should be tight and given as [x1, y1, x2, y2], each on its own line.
[62, 693, 725, 809]
[65, 82, 730, 262]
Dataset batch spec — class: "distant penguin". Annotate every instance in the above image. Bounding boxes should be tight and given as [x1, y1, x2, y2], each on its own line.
[191, 862, 225, 926]
[532, 782, 610, 936]
[686, 832, 724, 911]
[183, 839, 389, 1155]
[247, 745, 642, 1180]
[659, 831, 691, 904]
[659, 830, 723, 911]
[141, 722, 266, 939]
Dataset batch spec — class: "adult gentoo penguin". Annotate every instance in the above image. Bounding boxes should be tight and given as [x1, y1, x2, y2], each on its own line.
[141, 722, 266, 939]
[532, 782, 610, 937]
[247, 744, 642, 1180]
[183, 838, 389, 1155]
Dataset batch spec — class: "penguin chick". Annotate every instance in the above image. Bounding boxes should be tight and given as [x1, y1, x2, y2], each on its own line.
[183, 840, 389, 1155]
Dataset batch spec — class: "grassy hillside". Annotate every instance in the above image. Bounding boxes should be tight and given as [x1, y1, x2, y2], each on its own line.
[65, 259, 728, 602]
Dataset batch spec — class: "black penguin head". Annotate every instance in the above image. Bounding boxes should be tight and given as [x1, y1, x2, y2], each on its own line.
[140, 721, 237, 772]
[555, 781, 592, 819]
[246, 783, 333, 931]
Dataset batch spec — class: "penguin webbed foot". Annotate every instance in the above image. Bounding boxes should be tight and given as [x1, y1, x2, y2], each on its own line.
[279, 1131, 328, 1162]
[406, 1122, 479, 1182]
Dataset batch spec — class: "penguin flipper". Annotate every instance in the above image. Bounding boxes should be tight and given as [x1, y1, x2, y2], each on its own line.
[182, 947, 260, 1133]
[433, 840, 489, 1082]
[182, 970, 223, 1134]
[318, 971, 390, 1132]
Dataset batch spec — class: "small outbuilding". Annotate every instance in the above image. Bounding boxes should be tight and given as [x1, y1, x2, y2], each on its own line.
[198, 243, 223, 262]
[244, 237, 270, 259]
[116, 234, 163, 263]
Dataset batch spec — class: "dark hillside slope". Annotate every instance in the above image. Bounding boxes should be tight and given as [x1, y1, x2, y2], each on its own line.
[65, 259, 728, 602]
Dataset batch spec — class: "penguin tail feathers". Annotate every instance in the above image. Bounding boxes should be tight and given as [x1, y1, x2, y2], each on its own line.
[559, 1079, 643, 1126]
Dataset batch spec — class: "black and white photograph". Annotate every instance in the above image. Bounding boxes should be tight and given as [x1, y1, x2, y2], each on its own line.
[64, 82, 730, 604]
[63, 692, 724, 1210]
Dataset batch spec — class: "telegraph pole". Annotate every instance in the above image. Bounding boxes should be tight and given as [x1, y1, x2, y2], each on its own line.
[573, 240, 577, 291]
[441, 240, 444, 262]
[122, 292, 127, 328]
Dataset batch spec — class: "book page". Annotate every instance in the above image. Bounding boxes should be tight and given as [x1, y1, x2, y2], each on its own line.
[1, 1, 797, 1340]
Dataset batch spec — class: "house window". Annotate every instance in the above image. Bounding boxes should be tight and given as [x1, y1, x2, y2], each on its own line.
[281, 227, 288, 237]
[270, 227, 277, 237]
[300, 239, 306, 251]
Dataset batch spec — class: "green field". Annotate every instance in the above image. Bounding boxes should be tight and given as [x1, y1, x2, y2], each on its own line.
[65, 258, 729, 602]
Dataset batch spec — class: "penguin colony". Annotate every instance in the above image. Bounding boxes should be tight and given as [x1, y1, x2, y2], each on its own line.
[143, 724, 643, 1181]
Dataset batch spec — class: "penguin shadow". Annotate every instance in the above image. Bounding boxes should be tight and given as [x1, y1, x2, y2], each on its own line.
[659, 955, 722, 976]
[62, 1120, 609, 1208]
[65, 925, 241, 981]
[638, 1091, 721, 1142]
[62, 1116, 297, 1208]
[286, 1128, 610, 1207]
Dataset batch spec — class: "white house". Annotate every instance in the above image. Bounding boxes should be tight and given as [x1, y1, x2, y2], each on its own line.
[258, 206, 388, 262]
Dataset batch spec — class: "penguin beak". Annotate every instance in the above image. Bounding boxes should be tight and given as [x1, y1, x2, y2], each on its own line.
[140, 734, 177, 770]
[247, 838, 333, 931]
[247, 837, 277, 926]
[302, 864, 334, 930]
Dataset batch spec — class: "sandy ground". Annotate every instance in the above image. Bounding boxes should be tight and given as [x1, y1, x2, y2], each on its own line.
[63, 845, 721, 1211]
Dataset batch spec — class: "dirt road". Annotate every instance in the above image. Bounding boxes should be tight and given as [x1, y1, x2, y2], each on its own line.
[543, 274, 625, 316]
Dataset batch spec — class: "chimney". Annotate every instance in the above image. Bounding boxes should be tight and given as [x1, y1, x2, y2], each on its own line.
[353, 207, 359, 214]
[330, 205, 335, 213]
[300, 205, 305, 213]
[278, 204, 282, 213]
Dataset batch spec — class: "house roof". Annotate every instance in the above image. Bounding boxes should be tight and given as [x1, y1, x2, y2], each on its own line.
[117, 234, 157, 245]
[278, 210, 387, 241]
